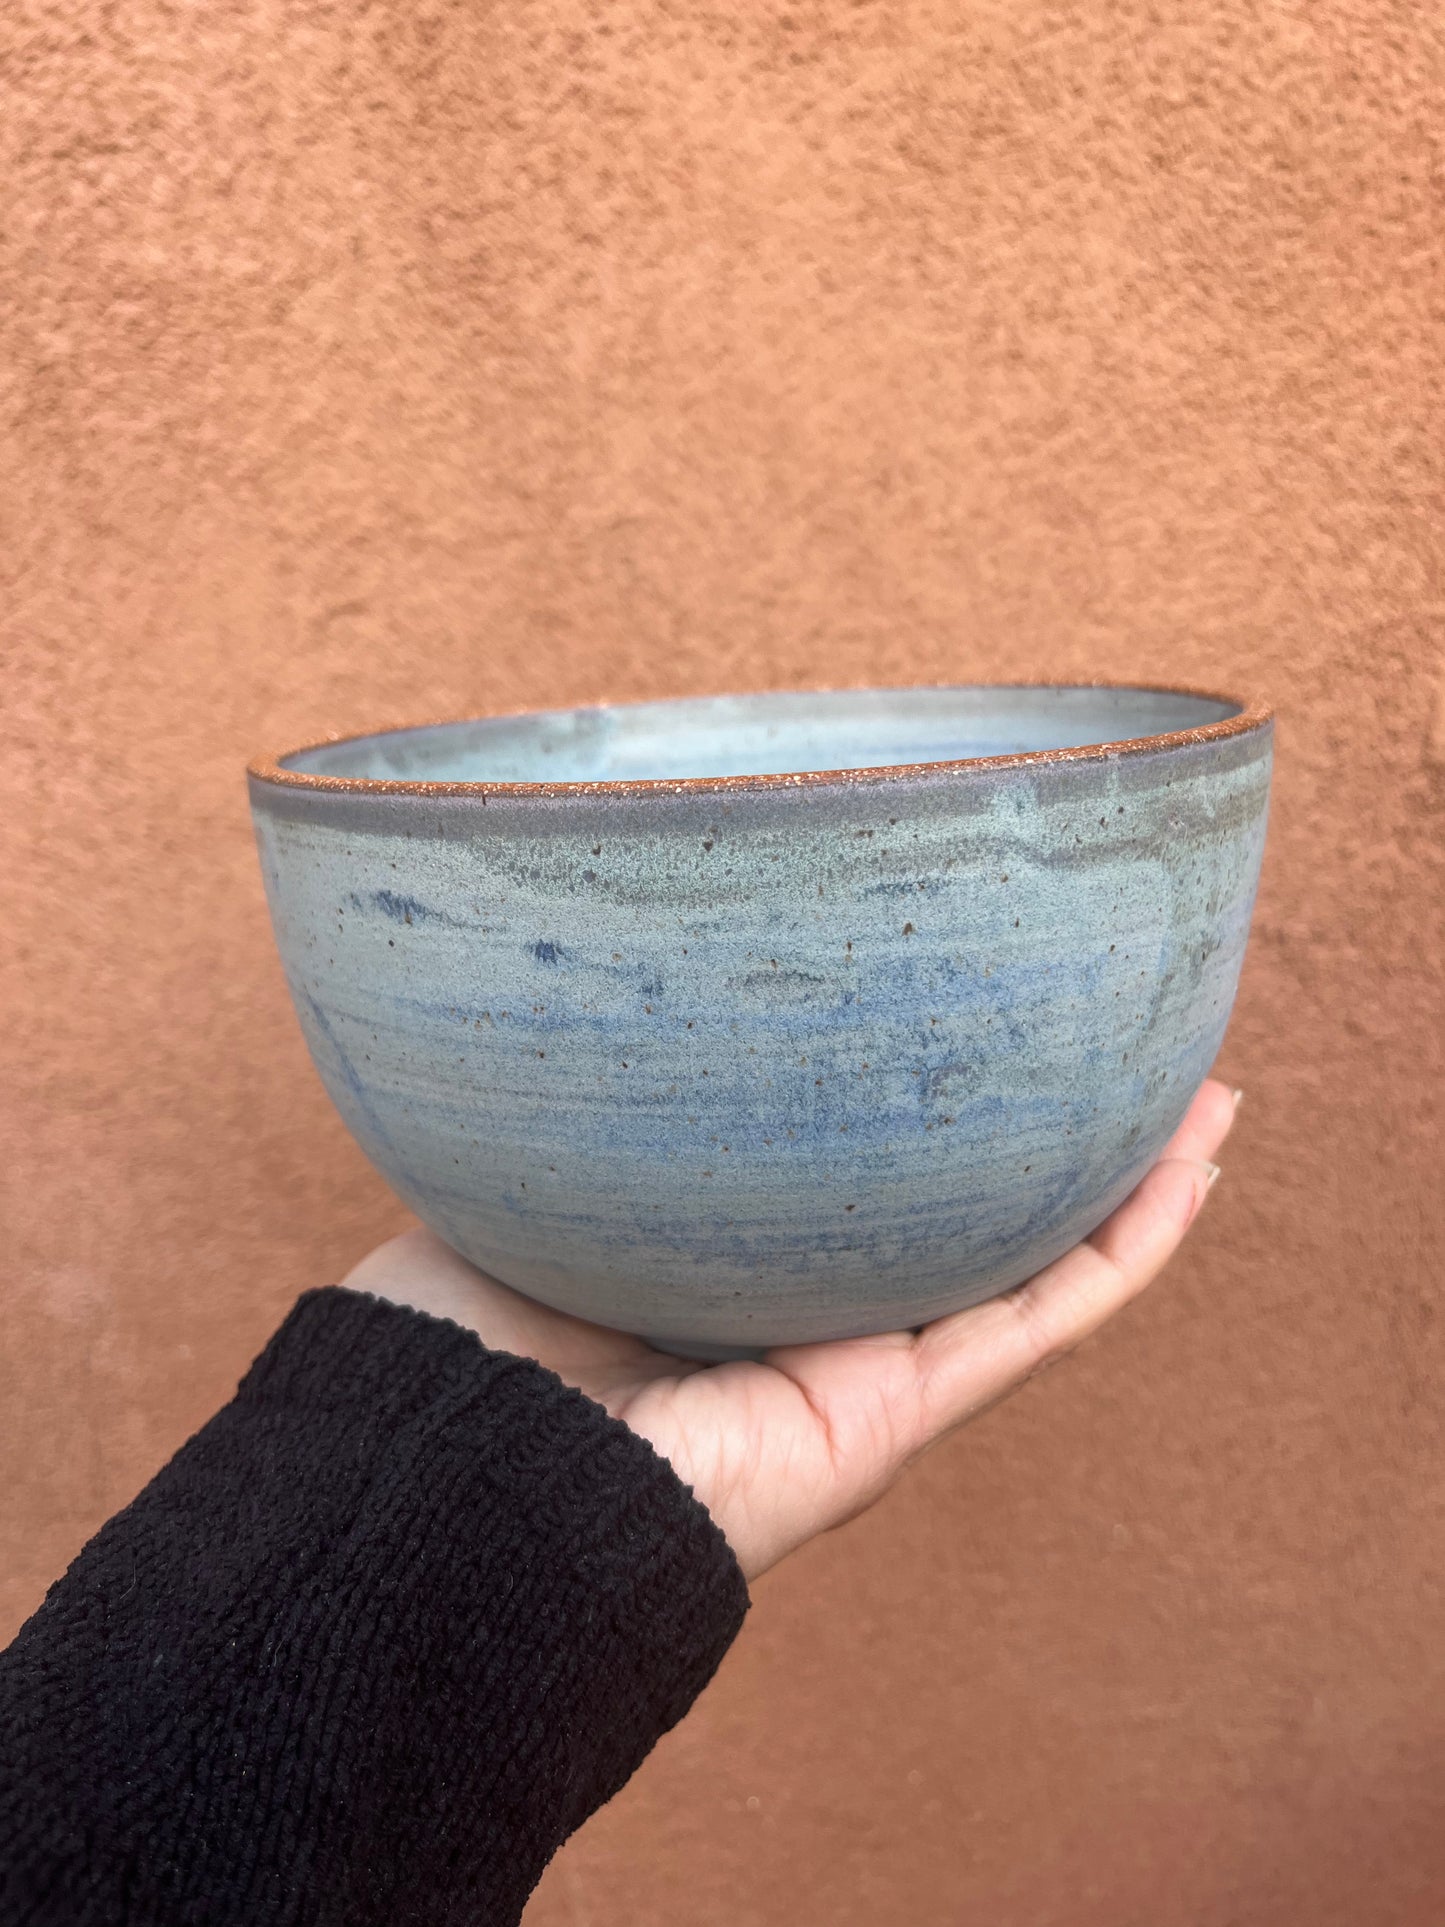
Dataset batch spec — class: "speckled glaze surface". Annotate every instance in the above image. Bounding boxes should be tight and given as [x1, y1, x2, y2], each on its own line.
[248, 686, 1272, 1355]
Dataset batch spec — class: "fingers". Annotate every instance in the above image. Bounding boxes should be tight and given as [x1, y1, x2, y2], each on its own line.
[909, 1159, 1213, 1440]
[1160, 1076, 1240, 1164]
[908, 1080, 1237, 1444]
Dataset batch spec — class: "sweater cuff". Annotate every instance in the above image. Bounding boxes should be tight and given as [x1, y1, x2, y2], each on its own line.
[1, 1286, 750, 1927]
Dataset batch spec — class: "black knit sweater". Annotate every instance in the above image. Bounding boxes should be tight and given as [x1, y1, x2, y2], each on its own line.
[0, 1288, 750, 1925]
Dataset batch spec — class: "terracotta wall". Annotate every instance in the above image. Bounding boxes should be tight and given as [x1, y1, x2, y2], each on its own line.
[4, 3, 1443, 1920]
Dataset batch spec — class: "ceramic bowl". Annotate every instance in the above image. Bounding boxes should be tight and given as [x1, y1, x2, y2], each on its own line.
[249, 685, 1272, 1357]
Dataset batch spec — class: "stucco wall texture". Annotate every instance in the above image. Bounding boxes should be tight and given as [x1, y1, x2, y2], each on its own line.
[3, 3, 1443, 1921]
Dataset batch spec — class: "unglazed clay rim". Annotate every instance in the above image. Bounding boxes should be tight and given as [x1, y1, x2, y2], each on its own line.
[248, 681, 1273, 800]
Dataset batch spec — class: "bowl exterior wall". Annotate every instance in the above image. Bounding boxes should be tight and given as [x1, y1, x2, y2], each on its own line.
[250, 729, 1271, 1346]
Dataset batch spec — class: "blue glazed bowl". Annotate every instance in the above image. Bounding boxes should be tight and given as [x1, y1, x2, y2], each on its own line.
[249, 685, 1272, 1356]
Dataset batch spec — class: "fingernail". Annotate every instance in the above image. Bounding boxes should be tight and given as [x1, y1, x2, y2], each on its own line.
[1182, 1160, 1221, 1228]
[1232, 1088, 1245, 1111]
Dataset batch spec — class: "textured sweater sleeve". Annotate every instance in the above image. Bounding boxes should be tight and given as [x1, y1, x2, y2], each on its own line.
[0, 1287, 750, 1927]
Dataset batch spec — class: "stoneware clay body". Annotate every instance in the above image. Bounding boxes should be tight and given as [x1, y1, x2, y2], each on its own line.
[249, 685, 1272, 1358]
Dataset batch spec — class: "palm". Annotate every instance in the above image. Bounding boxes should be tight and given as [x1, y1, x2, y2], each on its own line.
[345, 1079, 1237, 1579]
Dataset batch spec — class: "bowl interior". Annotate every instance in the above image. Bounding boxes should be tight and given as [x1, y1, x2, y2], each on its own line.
[280, 685, 1241, 786]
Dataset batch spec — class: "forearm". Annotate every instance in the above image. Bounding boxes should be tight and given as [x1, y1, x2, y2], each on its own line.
[0, 1289, 748, 1927]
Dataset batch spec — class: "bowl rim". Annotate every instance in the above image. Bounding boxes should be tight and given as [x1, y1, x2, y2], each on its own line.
[247, 680, 1273, 800]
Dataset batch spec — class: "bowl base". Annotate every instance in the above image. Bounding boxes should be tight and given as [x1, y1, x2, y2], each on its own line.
[643, 1335, 768, 1364]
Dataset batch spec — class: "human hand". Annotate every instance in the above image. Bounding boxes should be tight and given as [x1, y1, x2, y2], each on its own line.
[344, 1078, 1237, 1581]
